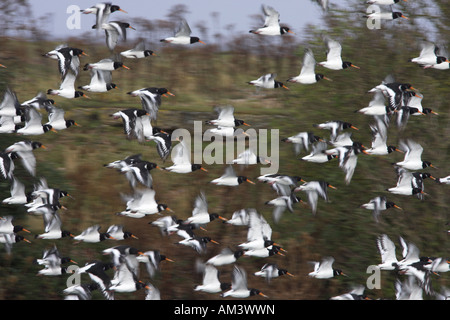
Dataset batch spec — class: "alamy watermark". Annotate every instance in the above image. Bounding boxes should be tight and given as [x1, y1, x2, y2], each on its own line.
[366, 5, 382, 30]
[66, 5, 81, 30]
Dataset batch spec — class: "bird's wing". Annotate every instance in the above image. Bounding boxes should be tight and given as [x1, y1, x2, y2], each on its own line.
[231, 265, 248, 291]
[300, 48, 316, 77]
[192, 191, 208, 216]
[203, 264, 221, 287]
[377, 234, 397, 264]
[216, 105, 235, 121]
[171, 141, 191, 166]
[262, 5, 280, 27]
[325, 37, 342, 62]
[175, 19, 192, 37]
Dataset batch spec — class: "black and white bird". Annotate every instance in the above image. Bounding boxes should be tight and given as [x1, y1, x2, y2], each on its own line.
[0, 151, 18, 180]
[287, 48, 332, 84]
[301, 141, 337, 163]
[312, 120, 358, 144]
[206, 247, 244, 267]
[282, 131, 323, 155]
[249, 4, 293, 36]
[185, 191, 227, 226]
[136, 250, 174, 279]
[205, 105, 250, 128]
[325, 141, 367, 185]
[211, 165, 255, 186]
[308, 256, 346, 279]
[257, 173, 304, 186]
[0, 215, 30, 234]
[0, 115, 20, 133]
[73, 225, 116, 243]
[81, 2, 127, 28]
[43, 45, 88, 78]
[368, 75, 418, 111]
[0, 88, 21, 118]
[2, 177, 30, 205]
[164, 140, 208, 174]
[96, 21, 136, 51]
[120, 41, 155, 59]
[360, 196, 402, 223]
[221, 265, 268, 298]
[364, 11, 409, 21]
[118, 187, 172, 218]
[63, 283, 99, 300]
[364, 116, 402, 156]
[395, 139, 435, 170]
[111, 108, 149, 140]
[330, 285, 369, 300]
[47, 71, 90, 99]
[396, 236, 421, 269]
[15, 106, 57, 136]
[357, 90, 392, 116]
[375, 234, 399, 270]
[177, 236, 219, 254]
[265, 183, 301, 224]
[238, 210, 281, 251]
[247, 73, 289, 89]
[223, 208, 252, 226]
[106, 225, 138, 241]
[127, 87, 175, 120]
[387, 167, 426, 197]
[194, 264, 231, 294]
[21, 91, 55, 110]
[119, 159, 160, 189]
[83, 57, 130, 71]
[43, 105, 79, 131]
[160, 19, 205, 45]
[317, 36, 360, 70]
[76, 260, 114, 300]
[254, 263, 294, 283]
[294, 181, 336, 215]
[35, 245, 77, 267]
[409, 41, 449, 67]
[435, 175, 450, 185]
[35, 212, 74, 240]
[5, 140, 46, 176]
[0, 233, 30, 254]
[229, 148, 271, 165]
[79, 69, 117, 93]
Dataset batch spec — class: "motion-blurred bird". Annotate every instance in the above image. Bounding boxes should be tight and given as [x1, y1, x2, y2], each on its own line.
[247, 73, 289, 89]
[221, 265, 268, 298]
[287, 48, 332, 84]
[249, 4, 293, 36]
[308, 256, 346, 279]
[160, 19, 205, 45]
[318, 37, 360, 70]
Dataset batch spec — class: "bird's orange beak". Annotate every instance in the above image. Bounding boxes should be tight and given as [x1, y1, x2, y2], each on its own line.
[351, 64, 360, 69]
[119, 9, 128, 13]
[246, 179, 255, 184]
[351, 126, 359, 130]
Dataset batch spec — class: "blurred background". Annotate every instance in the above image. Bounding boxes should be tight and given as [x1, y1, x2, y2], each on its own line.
[0, 0, 448, 300]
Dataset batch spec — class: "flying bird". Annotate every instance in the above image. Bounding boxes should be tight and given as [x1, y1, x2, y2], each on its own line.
[160, 19, 205, 45]
[247, 73, 289, 89]
[287, 48, 332, 84]
[221, 265, 268, 298]
[318, 37, 360, 70]
[249, 4, 293, 36]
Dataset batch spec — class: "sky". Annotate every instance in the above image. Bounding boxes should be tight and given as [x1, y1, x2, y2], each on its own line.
[31, 1, 327, 41]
